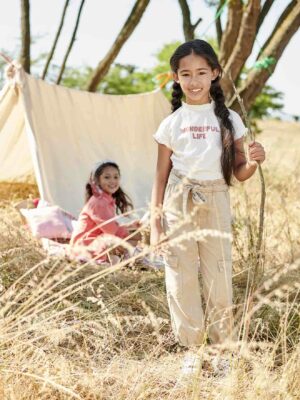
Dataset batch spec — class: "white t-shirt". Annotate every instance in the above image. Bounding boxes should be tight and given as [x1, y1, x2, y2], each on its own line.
[153, 101, 247, 181]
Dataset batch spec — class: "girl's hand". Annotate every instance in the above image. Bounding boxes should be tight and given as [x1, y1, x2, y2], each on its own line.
[248, 141, 266, 165]
[124, 220, 141, 232]
[122, 220, 142, 242]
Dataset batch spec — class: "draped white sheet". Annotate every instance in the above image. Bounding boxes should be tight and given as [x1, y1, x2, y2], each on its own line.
[0, 71, 170, 216]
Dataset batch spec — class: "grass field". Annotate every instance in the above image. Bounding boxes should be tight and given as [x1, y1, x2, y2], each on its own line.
[0, 119, 299, 399]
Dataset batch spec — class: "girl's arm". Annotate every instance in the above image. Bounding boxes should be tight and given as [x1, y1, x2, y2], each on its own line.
[150, 144, 172, 246]
[89, 198, 129, 238]
[233, 138, 265, 182]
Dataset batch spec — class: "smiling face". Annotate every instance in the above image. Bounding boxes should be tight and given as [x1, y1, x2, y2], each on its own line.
[173, 52, 219, 105]
[97, 166, 120, 195]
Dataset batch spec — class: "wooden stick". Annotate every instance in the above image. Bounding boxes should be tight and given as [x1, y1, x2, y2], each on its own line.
[227, 72, 267, 340]
[227, 72, 266, 269]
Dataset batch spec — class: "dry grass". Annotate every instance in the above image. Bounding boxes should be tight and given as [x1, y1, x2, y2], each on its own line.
[0, 119, 299, 399]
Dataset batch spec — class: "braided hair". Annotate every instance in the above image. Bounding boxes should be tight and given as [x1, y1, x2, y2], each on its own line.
[86, 161, 133, 214]
[169, 39, 235, 185]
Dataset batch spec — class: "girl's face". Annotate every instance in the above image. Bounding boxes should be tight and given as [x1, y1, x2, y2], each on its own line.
[173, 53, 219, 105]
[97, 166, 120, 195]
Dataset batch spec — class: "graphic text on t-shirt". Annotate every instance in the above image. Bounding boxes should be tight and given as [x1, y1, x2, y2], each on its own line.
[180, 125, 220, 139]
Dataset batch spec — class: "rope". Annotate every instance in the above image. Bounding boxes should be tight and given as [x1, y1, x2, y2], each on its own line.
[0, 53, 23, 85]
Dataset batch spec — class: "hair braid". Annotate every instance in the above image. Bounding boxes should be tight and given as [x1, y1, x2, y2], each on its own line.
[171, 81, 183, 113]
[210, 78, 235, 185]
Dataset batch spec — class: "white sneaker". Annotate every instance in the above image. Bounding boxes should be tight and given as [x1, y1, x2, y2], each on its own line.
[181, 352, 202, 375]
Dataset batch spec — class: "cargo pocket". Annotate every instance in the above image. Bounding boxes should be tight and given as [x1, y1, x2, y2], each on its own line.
[164, 254, 182, 299]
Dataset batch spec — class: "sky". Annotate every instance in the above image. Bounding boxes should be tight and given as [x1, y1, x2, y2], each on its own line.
[1, 0, 299, 116]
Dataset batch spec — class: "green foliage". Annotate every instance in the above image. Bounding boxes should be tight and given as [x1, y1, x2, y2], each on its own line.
[152, 41, 181, 76]
[250, 85, 284, 119]
[61, 65, 93, 89]
[98, 63, 155, 94]
[59, 41, 182, 95]
[96, 42, 182, 96]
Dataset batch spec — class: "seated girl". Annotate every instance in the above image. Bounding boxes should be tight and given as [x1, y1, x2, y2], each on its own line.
[70, 160, 140, 264]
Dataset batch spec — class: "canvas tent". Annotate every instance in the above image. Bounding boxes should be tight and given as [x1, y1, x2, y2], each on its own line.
[0, 64, 171, 217]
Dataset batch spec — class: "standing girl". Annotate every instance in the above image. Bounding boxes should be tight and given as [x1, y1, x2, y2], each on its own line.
[151, 40, 265, 348]
[71, 161, 140, 263]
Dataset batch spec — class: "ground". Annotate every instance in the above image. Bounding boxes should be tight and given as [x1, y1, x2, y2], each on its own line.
[0, 119, 299, 399]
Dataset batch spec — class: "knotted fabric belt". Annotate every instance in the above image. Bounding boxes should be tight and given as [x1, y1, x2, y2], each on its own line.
[167, 169, 228, 216]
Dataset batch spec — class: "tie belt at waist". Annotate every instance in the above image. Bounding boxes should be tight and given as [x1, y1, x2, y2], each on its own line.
[167, 169, 228, 216]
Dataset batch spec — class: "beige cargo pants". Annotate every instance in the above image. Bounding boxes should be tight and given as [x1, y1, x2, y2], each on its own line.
[163, 169, 235, 347]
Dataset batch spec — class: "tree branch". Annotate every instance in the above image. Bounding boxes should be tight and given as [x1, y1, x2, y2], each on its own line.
[256, 0, 275, 34]
[42, 0, 70, 80]
[56, 0, 85, 85]
[178, 0, 202, 41]
[20, 0, 31, 73]
[193, 16, 202, 30]
[222, 0, 261, 99]
[257, 0, 296, 58]
[219, 0, 243, 67]
[86, 0, 150, 92]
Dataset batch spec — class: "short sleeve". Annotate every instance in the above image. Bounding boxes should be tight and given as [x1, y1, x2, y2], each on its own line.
[229, 110, 248, 141]
[153, 117, 172, 149]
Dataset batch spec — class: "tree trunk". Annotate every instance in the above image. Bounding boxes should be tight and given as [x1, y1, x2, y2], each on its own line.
[86, 0, 150, 92]
[42, 0, 70, 80]
[222, 0, 261, 99]
[178, 0, 202, 41]
[215, 0, 225, 47]
[256, 0, 275, 34]
[56, 0, 85, 85]
[219, 0, 243, 67]
[20, 0, 30, 73]
[229, 0, 300, 113]
[257, 0, 296, 58]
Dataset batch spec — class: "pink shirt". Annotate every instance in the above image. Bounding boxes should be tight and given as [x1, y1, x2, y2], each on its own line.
[71, 192, 129, 248]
